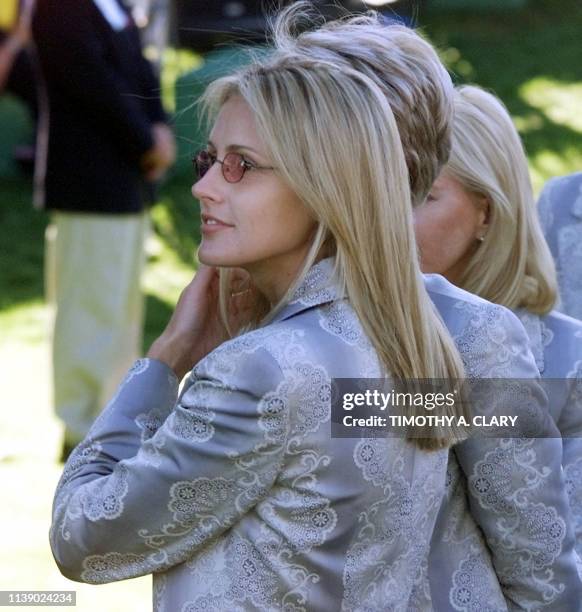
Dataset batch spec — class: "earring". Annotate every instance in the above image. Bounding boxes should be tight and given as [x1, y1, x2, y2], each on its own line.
[477, 234, 486, 242]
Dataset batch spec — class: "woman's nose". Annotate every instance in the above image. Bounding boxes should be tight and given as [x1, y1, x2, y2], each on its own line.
[191, 161, 223, 202]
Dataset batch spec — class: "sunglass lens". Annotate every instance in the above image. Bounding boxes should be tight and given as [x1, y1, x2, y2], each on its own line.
[194, 151, 211, 180]
[223, 153, 244, 183]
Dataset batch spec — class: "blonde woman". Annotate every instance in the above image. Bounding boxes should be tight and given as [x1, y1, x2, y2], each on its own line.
[290, 33, 581, 607]
[415, 85, 582, 605]
[50, 6, 577, 610]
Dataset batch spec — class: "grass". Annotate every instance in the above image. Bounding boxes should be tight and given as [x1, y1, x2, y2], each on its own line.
[424, 0, 582, 189]
[1, 1, 582, 608]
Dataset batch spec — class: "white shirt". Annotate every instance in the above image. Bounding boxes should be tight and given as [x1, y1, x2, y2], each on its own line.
[91, 0, 128, 31]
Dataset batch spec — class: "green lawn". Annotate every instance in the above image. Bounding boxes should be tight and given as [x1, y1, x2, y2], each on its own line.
[1, 1, 582, 608]
[425, 0, 582, 190]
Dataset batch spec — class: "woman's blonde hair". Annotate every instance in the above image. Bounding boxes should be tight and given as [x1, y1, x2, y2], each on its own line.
[447, 85, 557, 313]
[202, 3, 467, 448]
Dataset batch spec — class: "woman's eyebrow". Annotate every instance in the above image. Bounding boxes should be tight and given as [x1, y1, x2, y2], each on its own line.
[207, 140, 262, 155]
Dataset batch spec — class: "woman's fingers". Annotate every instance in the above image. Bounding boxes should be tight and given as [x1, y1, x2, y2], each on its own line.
[229, 268, 252, 295]
[177, 265, 217, 305]
[173, 265, 258, 338]
[228, 283, 259, 332]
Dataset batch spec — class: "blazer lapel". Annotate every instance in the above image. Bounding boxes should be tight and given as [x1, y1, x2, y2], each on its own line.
[270, 258, 344, 324]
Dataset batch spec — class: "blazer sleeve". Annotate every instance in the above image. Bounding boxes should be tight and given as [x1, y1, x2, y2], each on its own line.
[561, 361, 582, 577]
[33, 0, 155, 163]
[50, 349, 288, 584]
[453, 306, 582, 610]
[536, 179, 556, 238]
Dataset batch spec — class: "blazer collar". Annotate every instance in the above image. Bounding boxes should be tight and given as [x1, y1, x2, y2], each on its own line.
[269, 257, 344, 324]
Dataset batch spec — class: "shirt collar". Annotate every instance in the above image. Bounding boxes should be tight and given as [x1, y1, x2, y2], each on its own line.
[92, 0, 130, 31]
[269, 257, 344, 324]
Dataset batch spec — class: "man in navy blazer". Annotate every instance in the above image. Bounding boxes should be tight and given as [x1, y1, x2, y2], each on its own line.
[32, 0, 175, 459]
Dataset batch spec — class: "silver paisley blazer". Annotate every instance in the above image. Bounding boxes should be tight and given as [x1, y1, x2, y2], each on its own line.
[516, 308, 582, 579]
[538, 172, 582, 321]
[51, 258, 451, 612]
[417, 276, 582, 612]
[50, 260, 582, 611]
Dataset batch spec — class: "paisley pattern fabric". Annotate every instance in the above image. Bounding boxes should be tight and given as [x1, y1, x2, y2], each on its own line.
[423, 275, 582, 611]
[50, 261, 582, 610]
[515, 308, 582, 580]
[342, 438, 448, 611]
[537, 172, 582, 321]
[411, 453, 508, 612]
[51, 259, 448, 611]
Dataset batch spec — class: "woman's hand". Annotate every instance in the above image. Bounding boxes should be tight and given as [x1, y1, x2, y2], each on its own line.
[146, 265, 257, 379]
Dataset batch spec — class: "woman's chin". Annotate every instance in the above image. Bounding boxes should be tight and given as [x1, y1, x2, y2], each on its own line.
[198, 246, 239, 268]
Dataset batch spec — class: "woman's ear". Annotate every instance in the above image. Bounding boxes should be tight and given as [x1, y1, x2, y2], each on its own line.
[475, 194, 490, 241]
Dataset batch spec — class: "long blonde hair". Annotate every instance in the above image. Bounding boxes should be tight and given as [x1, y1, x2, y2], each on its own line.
[202, 3, 466, 448]
[447, 85, 557, 313]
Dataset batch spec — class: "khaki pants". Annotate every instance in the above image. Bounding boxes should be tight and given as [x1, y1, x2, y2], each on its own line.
[45, 212, 148, 445]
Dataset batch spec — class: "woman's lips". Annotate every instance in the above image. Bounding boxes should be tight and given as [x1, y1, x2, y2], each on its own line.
[201, 214, 234, 234]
